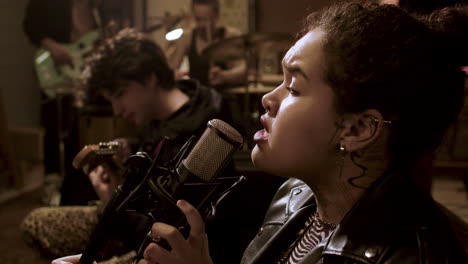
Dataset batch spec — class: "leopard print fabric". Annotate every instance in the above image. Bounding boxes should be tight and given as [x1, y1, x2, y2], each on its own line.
[21, 205, 137, 264]
[21, 205, 99, 258]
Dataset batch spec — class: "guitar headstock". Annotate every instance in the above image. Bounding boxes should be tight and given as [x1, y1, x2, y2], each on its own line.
[72, 141, 121, 174]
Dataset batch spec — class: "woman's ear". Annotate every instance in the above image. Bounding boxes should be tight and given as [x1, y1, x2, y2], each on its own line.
[338, 109, 384, 152]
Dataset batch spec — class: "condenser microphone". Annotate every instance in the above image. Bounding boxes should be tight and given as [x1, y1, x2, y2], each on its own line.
[181, 118, 244, 181]
[136, 119, 244, 256]
[171, 119, 243, 187]
[81, 119, 243, 264]
[149, 119, 243, 214]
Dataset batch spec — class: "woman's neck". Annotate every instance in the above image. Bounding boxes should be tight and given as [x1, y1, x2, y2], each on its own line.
[307, 157, 385, 225]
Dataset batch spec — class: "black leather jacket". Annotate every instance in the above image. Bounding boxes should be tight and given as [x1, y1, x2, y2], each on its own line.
[241, 171, 467, 263]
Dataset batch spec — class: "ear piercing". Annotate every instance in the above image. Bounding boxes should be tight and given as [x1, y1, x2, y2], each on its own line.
[339, 145, 346, 153]
[370, 117, 392, 124]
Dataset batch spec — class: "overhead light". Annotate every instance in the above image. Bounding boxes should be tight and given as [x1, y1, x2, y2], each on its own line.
[165, 28, 184, 41]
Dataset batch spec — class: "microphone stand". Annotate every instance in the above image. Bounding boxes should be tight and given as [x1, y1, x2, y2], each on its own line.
[79, 137, 245, 264]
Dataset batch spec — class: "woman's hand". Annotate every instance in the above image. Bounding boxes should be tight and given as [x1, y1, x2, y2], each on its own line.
[51, 254, 82, 264]
[139, 200, 213, 264]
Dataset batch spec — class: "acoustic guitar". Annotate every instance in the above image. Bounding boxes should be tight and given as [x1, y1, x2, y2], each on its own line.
[72, 140, 122, 175]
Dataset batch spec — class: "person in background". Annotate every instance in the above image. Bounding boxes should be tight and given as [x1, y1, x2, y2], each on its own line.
[24, 0, 99, 67]
[23, 0, 102, 205]
[168, 0, 246, 88]
[23, 28, 278, 264]
[120, 2, 467, 263]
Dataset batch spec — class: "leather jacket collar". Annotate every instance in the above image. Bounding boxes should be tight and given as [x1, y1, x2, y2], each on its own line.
[242, 172, 467, 264]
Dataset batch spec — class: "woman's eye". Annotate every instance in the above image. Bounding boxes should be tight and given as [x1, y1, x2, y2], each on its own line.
[286, 86, 299, 95]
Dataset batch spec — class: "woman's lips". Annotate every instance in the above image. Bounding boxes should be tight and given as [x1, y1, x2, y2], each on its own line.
[253, 129, 269, 143]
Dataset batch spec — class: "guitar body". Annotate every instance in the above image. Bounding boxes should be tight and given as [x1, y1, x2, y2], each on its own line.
[34, 30, 100, 97]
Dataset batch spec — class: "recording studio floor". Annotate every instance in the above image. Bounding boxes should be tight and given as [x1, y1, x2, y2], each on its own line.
[0, 169, 467, 264]
[0, 187, 50, 264]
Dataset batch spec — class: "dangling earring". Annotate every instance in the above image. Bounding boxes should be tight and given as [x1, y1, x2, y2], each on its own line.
[337, 144, 346, 178]
[339, 145, 345, 152]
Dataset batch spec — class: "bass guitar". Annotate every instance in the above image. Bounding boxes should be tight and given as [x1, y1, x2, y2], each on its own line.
[34, 30, 100, 98]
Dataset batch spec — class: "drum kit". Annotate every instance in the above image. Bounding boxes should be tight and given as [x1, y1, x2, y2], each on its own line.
[201, 32, 294, 148]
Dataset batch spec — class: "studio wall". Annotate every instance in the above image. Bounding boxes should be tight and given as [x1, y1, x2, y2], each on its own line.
[255, 0, 337, 34]
[0, 0, 40, 128]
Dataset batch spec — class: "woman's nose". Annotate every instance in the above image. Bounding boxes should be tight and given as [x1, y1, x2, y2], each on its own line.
[261, 86, 282, 116]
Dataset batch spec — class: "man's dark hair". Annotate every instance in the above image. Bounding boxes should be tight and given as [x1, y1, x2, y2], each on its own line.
[300, 2, 467, 167]
[83, 28, 175, 99]
[192, 0, 220, 13]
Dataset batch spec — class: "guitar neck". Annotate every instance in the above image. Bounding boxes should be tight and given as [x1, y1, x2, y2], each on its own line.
[73, 141, 122, 174]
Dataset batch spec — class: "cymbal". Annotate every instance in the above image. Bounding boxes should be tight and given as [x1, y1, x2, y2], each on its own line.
[202, 32, 293, 62]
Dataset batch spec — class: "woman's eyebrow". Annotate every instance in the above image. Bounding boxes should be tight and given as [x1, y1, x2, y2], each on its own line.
[282, 58, 309, 81]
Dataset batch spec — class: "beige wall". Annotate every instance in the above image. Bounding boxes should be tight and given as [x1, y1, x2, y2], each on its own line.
[219, 0, 249, 33]
[256, 0, 337, 34]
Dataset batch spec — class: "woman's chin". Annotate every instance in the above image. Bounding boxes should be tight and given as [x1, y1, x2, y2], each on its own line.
[250, 145, 259, 166]
[251, 147, 290, 177]
[251, 145, 269, 171]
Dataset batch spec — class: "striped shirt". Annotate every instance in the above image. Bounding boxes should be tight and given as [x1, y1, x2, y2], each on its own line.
[277, 212, 337, 264]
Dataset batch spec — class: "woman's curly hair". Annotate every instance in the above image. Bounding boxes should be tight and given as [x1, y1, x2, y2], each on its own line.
[82, 28, 174, 100]
[300, 2, 468, 167]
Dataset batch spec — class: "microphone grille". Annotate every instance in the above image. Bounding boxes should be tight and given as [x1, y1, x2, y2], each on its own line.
[181, 119, 243, 181]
